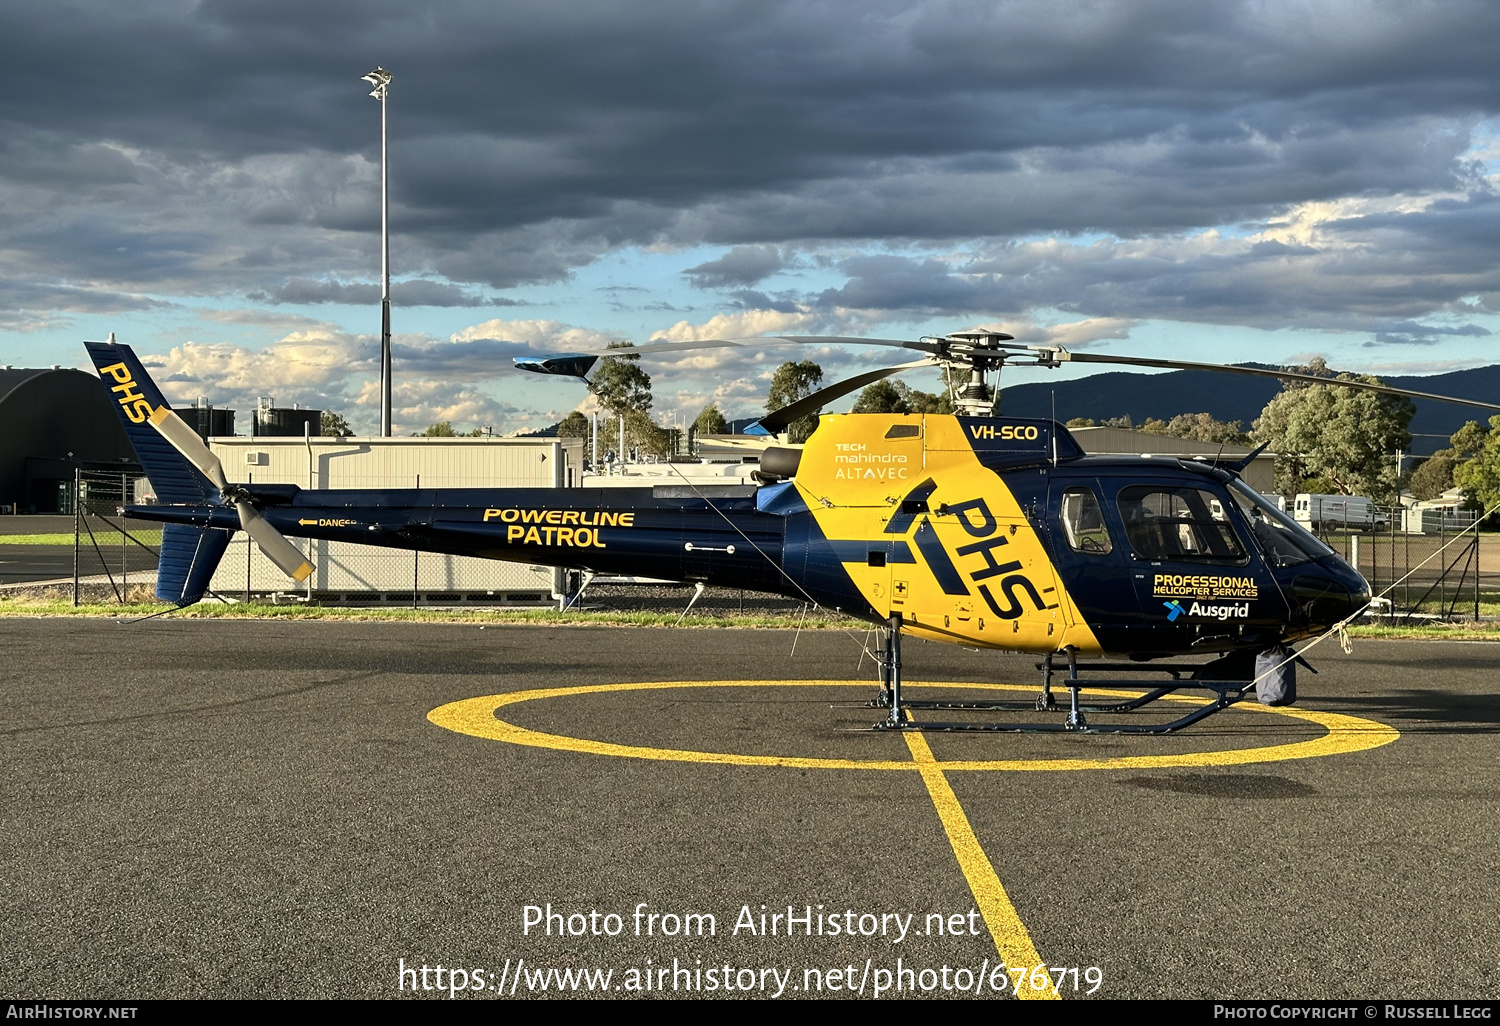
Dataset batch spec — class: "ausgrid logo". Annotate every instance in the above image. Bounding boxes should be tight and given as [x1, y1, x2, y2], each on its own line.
[1162, 600, 1184, 622]
[1187, 601, 1250, 621]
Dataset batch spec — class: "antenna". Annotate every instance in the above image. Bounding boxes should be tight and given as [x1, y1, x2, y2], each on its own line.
[1050, 389, 1057, 468]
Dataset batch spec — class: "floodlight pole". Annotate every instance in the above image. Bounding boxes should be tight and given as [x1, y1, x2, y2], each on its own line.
[363, 66, 393, 436]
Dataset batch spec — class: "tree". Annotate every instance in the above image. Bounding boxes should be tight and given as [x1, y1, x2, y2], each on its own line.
[424, 421, 456, 437]
[321, 410, 353, 436]
[766, 360, 823, 443]
[851, 379, 909, 414]
[1065, 417, 1097, 428]
[903, 386, 953, 415]
[693, 404, 729, 435]
[1251, 373, 1415, 502]
[591, 343, 655, 462]
[851, 378, 954, 415]
[557, 410, 589, 437]
[556, 410, 591, 463]
[1408, 454, 1457, 501]
[623, 408, 671, 458]
[1407, 419, 1493, 504]
[590, 342, 652, 416]
[1451, 416, 1500, 515]
[1140, 412, 1249, 444]
[1449, 420, 1489, 460]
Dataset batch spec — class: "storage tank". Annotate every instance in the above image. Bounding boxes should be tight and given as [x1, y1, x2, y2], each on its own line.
[175, 401, 235, 439]
[252, 399, 321, 437]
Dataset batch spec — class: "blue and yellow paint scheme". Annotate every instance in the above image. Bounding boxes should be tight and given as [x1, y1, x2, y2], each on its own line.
[85, 339, 1370, 658]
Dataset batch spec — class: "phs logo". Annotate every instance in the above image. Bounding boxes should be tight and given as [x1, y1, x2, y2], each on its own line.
[885, 481, 1058, 620]
[97, 362, 155, 424]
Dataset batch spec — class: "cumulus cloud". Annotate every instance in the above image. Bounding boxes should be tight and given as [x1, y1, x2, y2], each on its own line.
[350, 377, 519, 434]
[136, 327, 541, 434]
[961, 317, 1140, 348]
[6, 0, 1500, 374]
[449, 318, 622, 350]
[247, 277, 507, 307]
[683, 246, 788, 288]
[114, 307, 699, 434]
[799, 188, 1500, 334]
[198, 309, 329, 330]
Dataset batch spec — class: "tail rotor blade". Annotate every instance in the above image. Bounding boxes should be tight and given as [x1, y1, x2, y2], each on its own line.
[234, 501, 314, 583]
[145, 405, 312, 583]
[146, 406, 230, 491]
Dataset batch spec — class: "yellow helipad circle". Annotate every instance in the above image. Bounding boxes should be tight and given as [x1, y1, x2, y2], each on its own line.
[428, 680, 1399, 771]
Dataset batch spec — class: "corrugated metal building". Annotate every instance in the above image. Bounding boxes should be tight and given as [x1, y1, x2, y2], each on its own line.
[203, 435, 583, 604]
[0, 367, 139, 513]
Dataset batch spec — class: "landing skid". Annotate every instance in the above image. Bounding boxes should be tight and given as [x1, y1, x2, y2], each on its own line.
[865, 621, 1255, 735]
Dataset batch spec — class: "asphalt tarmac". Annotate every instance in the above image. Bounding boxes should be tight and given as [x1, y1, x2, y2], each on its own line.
[2, 617, 1497, 1001]
[0, 544, 159, 585]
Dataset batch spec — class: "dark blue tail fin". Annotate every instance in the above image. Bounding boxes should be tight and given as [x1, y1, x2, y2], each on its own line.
[83, 339, 231, 605]
[157, 523, 233, 606]
[83, 339, 217, 505]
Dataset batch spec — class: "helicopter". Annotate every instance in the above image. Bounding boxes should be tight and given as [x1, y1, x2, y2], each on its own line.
[83, 332, 1500, 734]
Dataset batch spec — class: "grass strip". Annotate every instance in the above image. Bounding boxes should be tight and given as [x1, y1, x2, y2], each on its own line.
[0, 597, 843, 629]
[0, 532, 163, 546]
[0, 596, 1496, 639]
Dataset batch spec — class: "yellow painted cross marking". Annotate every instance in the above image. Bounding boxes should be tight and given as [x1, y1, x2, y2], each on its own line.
[902, 730, 1056, 1000]
[428, 681, 1399, 772]
[428, 680, 1398, 1002]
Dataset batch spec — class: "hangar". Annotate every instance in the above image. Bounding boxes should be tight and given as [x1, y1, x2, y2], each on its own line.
[0, 366, 138, 514]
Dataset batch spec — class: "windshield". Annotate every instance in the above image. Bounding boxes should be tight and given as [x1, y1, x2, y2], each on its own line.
[1228, 480, 1335, 567]
[1117, 485, 1246, 563]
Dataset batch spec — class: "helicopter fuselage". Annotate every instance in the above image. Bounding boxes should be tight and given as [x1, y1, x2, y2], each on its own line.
[125, 413, 1369, 659]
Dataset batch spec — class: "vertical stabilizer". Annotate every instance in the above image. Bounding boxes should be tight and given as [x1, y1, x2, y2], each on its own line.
[82, 340, 216, 505]
[156, 523, 232, 606]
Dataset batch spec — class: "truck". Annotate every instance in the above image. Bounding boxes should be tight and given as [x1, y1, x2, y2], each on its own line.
[1293, 493, 1374, 531]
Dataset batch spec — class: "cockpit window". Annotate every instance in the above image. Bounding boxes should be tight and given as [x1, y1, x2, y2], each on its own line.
[1117, 485, 1246, 563]
[1059, 487, 1113, 554]
[1228, 480, 1334, 567]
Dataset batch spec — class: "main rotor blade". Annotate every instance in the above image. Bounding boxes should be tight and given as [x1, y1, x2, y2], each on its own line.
[234, 501, 314, 583]
[147, 406, 230, 491]
[523, 335, 944, 362]
[1058, 352, 1500, 413]
[759, 359, 935, 433]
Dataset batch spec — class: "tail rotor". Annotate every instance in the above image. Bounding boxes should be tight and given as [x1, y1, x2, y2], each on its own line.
[146, 405, 314, 583]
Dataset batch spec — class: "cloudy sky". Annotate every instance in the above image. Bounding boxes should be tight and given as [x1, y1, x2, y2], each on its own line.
[3, 0, 1499, 434]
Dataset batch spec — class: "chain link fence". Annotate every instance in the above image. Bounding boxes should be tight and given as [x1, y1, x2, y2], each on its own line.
[51, 476, 1497, 621]
[1313, 506, 1494, 622]
[66, 470, 161, 604]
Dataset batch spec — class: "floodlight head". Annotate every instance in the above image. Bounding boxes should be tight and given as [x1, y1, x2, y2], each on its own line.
[361, 66, 392, 99]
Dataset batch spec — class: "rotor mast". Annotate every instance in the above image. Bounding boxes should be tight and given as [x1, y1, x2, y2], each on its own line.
[932, 330, 1064, 417]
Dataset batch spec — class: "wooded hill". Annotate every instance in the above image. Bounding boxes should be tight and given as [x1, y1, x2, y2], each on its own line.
[996, 363, 1500, 455]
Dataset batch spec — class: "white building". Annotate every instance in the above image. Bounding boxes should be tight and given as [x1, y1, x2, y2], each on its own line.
[205, 435, 582, 604]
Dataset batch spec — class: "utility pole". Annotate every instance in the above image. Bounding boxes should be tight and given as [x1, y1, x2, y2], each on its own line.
[362, 66, 393, 436]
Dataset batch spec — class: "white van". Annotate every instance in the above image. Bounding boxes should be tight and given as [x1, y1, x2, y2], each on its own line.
[1293, 493, 1374, 531]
